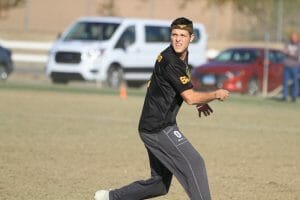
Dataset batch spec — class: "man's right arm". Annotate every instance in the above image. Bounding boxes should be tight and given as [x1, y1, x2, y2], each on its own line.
[180, 88, 229, 105]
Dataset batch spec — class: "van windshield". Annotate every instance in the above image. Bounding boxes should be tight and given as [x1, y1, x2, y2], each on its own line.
[63, 22, 120, 41]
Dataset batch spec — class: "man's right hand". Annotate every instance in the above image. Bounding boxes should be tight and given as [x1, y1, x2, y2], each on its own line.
[215, 89, 230, 101]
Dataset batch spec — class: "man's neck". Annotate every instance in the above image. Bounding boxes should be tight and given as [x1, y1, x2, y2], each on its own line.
[178, 51, 187, 61]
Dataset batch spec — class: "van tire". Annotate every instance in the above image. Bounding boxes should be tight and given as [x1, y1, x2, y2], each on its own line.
[51, 77, 69, 84]
[247, 77, 259, 95]
[107, 64, 123, 88]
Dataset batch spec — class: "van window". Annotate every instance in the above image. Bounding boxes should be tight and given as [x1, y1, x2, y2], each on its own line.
[145, 26, 170, 43]
[63, 22, 120, 41]
[192, 29, 200, 43]
[115, 25, 136, 49]
[145, 26, 200, 43]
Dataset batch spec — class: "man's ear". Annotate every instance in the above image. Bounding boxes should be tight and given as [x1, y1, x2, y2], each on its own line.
[190, 34, 195, 43]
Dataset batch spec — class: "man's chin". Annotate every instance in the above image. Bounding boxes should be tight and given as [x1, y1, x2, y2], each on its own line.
[173, 48, 184, 54]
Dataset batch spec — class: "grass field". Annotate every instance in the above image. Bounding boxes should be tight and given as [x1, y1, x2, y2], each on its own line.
[0, 81, 299, 200]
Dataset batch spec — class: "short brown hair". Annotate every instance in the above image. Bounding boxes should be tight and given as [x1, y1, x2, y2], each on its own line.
[170, 17, 193, 35]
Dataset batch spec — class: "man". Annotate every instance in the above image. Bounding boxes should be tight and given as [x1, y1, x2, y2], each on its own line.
[282, 31, 300, 102]
[94, 17, 229, 200]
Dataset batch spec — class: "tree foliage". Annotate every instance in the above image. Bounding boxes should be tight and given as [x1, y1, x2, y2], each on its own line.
[179, 0, 300, 40]
[180, 0, 276, 24]
[215, 0, 300, 39]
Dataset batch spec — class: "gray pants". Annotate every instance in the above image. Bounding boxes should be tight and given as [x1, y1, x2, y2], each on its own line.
[109, 125, 211, 200]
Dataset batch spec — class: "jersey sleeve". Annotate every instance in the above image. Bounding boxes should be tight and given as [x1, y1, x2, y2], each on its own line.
[163, 62, 193, 94]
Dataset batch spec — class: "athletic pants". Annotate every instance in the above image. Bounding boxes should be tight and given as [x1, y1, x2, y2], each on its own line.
[109, 125, 211, 200]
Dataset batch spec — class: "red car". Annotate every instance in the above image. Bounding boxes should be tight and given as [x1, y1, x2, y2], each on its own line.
[191, 47, 285, 95]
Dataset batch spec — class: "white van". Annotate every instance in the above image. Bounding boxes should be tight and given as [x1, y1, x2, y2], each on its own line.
[45, 16, 207, 87]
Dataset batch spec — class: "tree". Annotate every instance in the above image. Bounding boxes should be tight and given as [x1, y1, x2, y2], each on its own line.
[0, 0, 25, 18]
[179, 0, 300, 41]
[215, 0, 300, 40]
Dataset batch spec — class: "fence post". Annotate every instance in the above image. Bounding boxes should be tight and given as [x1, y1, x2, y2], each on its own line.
[24, 0, 30, 32]
[276, 0, 284, 42]
[263, 33, 270, 97]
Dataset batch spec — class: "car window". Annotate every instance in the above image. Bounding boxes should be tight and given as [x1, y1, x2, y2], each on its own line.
[215, 50, 232, 61]
[115, 25, 136, 49]
[232, 51, 253, 62]
[268, 51, 276, 62]
[64, 22, 120, 41]
[214, 49, 258, 62]
[269, 50, 285, 63]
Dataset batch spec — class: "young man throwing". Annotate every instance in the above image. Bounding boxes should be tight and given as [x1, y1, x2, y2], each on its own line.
[94, 17, 229, 200]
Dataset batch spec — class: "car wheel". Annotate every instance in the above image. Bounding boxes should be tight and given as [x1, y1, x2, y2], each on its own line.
[0, 65, 8, 81]
[247, 78, 259, 95]
[107, 64, 123, 88]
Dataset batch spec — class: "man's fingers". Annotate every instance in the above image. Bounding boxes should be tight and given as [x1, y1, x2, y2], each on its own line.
[206, 110, 211, 116]
[207, 105, 213, 113]
[203, 110, 212, 117]
[197, 104, 214, 118]
[205, 110, 209, 116]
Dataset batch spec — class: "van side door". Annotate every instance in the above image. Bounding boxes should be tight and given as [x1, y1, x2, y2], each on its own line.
[114, 24, 145, 80]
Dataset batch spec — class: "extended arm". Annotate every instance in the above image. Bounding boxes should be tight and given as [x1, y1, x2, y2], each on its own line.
[181, 88, 229, 118]
[180, 88, 229, 105]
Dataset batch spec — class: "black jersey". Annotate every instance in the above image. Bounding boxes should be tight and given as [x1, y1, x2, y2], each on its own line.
[138, 45, 193, 133]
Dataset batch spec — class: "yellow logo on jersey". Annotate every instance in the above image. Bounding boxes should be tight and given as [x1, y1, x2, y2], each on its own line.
[157, 54, 163, 62]
[180, 76, 190, 84]
[147, 80, 151, 88]
[186, 66, 191, 79]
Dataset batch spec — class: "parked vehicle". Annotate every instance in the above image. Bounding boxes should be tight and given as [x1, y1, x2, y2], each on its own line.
[191, 47, 285, 95]
[0, 44, 13, 81]
[45, 16, 207, 88]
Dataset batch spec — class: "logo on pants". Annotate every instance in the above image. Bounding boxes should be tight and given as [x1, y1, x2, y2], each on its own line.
[169, 130, 187, 146]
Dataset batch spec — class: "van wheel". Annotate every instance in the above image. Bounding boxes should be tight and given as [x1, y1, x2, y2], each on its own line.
[0, 66, 8, 81]
[51, 77, 69, 84]
[107, 65, 123, 88]
[247, 78, 259, 95]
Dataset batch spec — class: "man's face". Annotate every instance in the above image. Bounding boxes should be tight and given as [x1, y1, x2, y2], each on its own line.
[171, 28, 194, 55]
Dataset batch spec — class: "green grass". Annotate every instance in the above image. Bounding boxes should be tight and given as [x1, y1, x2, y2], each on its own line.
[0, 81, 299, 200]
